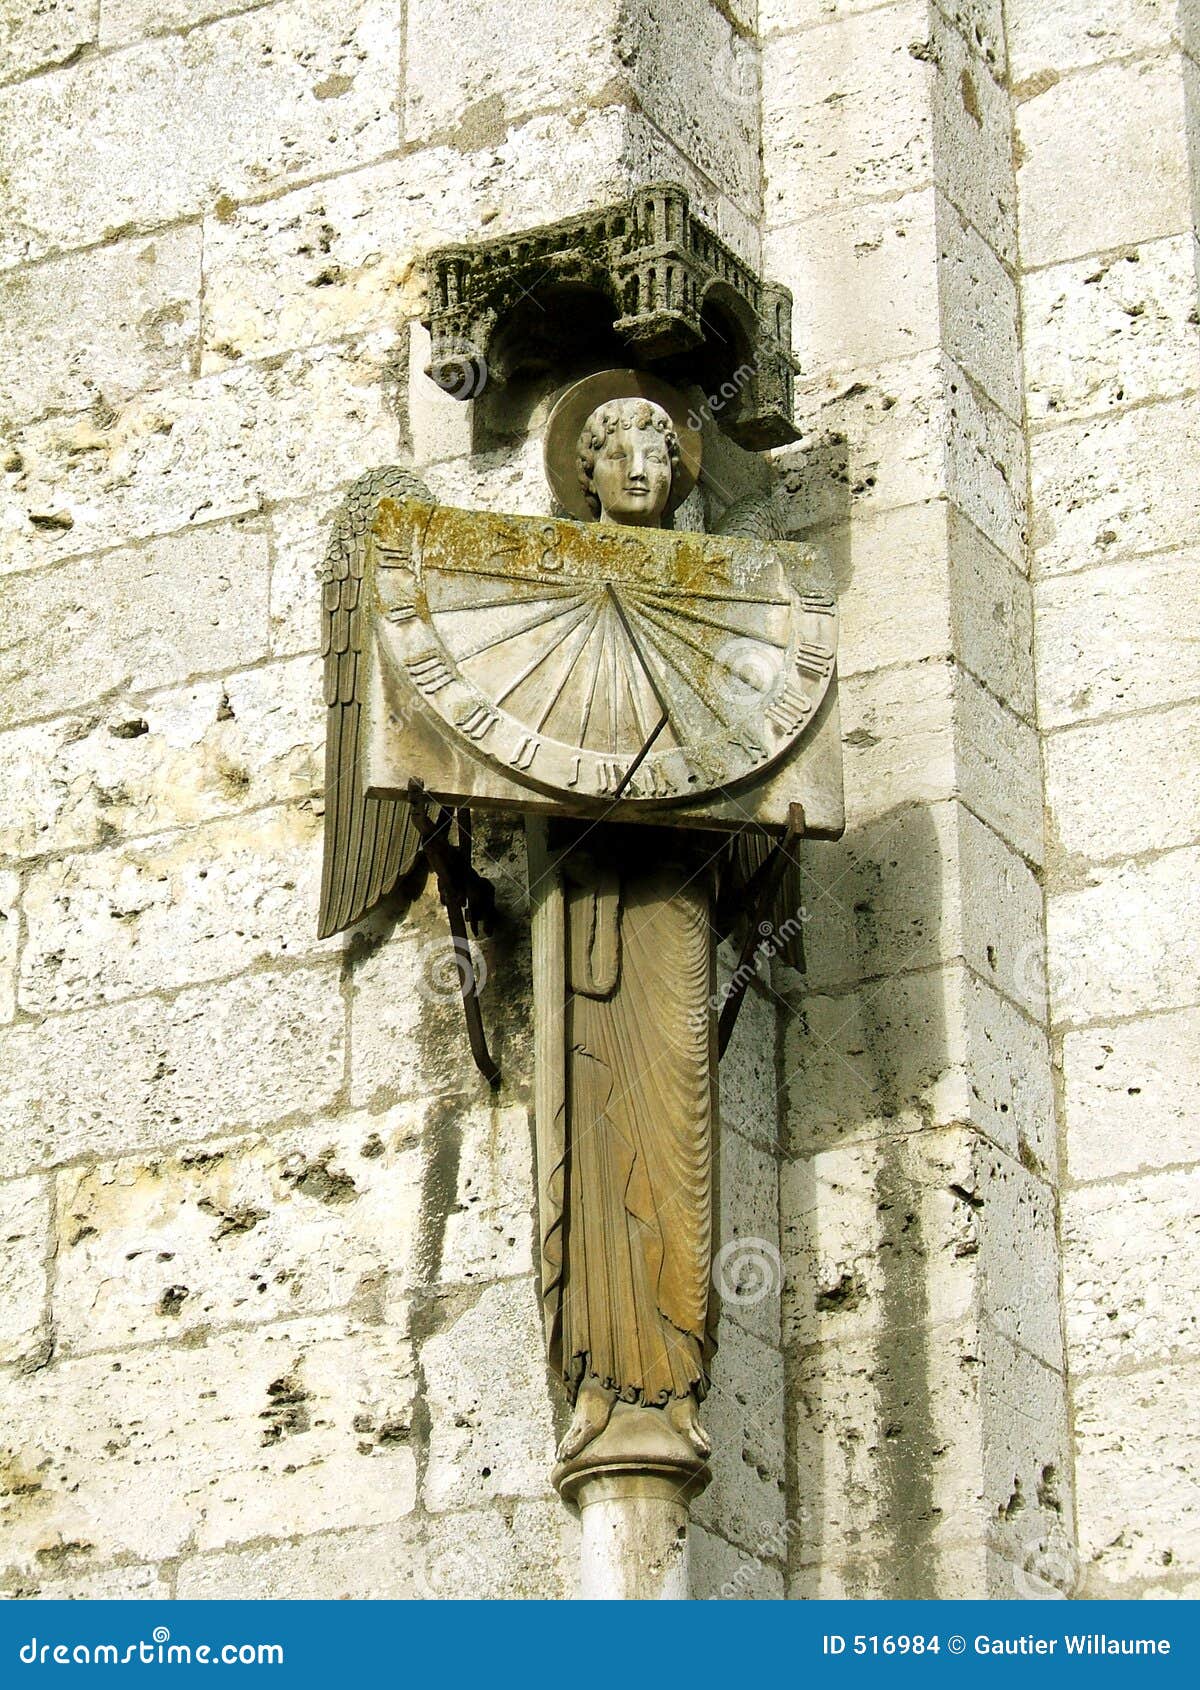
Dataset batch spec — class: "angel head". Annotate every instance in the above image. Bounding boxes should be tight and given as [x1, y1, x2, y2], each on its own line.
[576, 398, 681, 528]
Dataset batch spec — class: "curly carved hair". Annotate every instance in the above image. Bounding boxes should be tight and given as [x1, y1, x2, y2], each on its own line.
[576, 399, 681, 518]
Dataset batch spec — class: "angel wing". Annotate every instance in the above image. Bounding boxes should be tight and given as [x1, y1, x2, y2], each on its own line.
[318, 465, 434, 939]
[712, 487, 823, 974]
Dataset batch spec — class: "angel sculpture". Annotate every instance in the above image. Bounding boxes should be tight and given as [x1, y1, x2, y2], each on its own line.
[318, 369, 840, 1490]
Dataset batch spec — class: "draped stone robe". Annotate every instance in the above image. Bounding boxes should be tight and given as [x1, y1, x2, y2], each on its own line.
[530, 821, 719, 1408]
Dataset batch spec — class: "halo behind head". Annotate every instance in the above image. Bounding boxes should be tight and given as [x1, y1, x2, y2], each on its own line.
[544, 369, 701, 522]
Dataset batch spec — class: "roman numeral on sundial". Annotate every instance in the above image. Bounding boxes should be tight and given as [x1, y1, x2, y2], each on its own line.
[406, 654, 453, 694]
[794, 643, 834, 680]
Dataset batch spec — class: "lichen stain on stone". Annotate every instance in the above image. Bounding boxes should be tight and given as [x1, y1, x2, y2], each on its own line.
[313, 73, 354, 101]
[959, 69, 982, 127]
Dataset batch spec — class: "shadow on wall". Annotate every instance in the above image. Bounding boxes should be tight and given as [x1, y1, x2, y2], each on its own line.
[782, 800, 956, 1599]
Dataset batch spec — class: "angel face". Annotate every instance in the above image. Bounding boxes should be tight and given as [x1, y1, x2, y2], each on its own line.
[577, 398, 679, 527]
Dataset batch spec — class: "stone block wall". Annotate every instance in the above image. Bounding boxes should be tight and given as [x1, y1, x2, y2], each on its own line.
[1, 0, 1196, 1601]
[0, 0, 785, 1600]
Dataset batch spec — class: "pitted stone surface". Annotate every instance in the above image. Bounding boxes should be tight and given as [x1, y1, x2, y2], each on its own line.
[0, 964, 344, 1179]
[52, 1108, 426, 1354]
[0, 1315, 417, 1577]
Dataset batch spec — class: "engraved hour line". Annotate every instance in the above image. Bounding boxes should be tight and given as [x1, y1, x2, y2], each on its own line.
[630, 590, 788, 646]
[630, 584, 790, 607]
[489, 601, 598, 707]
[576, 598, 613, 750]
[428, 581, 581, 614]
[628, 606, 742, 732]
[445, 593, 590, 665]
[531, 607, 610, 734]
[385, 604, 417, 623]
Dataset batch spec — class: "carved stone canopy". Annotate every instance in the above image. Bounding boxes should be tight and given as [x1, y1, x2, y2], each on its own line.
[421, 182, 801, 450]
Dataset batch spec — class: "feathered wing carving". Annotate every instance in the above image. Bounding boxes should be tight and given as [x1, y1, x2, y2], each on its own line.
[713, 488, 823, 974]
[318, 465, 434, 940]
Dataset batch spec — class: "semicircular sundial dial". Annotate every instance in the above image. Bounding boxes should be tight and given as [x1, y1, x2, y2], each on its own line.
[371, 497, 836, 810]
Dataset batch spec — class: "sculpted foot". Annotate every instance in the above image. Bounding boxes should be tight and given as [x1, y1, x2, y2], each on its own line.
[558, 1380, 617, 1461]
[667, 1392, 711, 1459]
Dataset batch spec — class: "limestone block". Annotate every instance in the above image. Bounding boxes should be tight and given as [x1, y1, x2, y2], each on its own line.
[404, 0, 623, 147]
[199, 107, 632, 372]
[963, 970, 1057, 1178]
[937, 199, 1022, 422]
[420, 1278, 557, 1511]
[19, 806, 321, 1015]
[934, 1, 1008, 79]
[816, 500, 951, 682]
[840, 660, 956, 827]
[5, 1564, 172, 1601]
[1016, 58, 1191, 268]
[0, 871, 17, 1023]
[782, 1126, 1060, 1367]
[717, 1121, 783, 1349]
[269, 499, 342, 659]
[783, 963, 972, 1156]
[0, 522, 269, 729]
[1064, 1169, 1200, 1376]
[1033, 397, 1200, 578]
[0, 963, 344, 1179]
[0, 0, 97, 84]
[0, 658, 323, 863]
[948, 508, 1034, 722]
[0, 0, 400, 268]
[690, 1524, 786, 1600]
[1064, 1009, 1200, 1183]
[1023, 237, 1200, 425]
[1047, 848, 1200, 1026]
[1036, 553, 1200, 730]
[1047, 702, 1200, 872]
[0, 230, 200, 427]
[1074, 1362, 1200, 1585]
[175, 1500, 578, 1598]
[790, 1539, 1066, 1600]
[764, 189, 940, 377]
[785, 351, 945, 533]
[1, 338, 399, 576]
[957, 807, 1045, 1019]
[1007, 0, 1177, 85]
[0, 1176, 48, 1367]
[52, 1106, 427, 1355]
[100, 1, 263, 48]
[797, 800, 963, 994]
[618, 0, 760, 208]
[718, 974, 781, 1150]
[955, 670, 1043, 864]
[0, 1314, 417, 1575]
[944, 358, 1026, 568]
[348, 909, 532, 1110]
[762, 2, 933, 222]
[440, 1104, 535, 1287]
[760, 0, 880, 33]
[789, 1318, 1070, 1572]
[930, 8, 1017, 266]
[691, 1320, 787, 1555]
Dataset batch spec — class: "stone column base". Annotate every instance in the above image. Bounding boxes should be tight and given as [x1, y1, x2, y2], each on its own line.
[553, 1403, 710, 1599]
